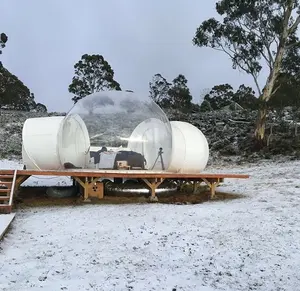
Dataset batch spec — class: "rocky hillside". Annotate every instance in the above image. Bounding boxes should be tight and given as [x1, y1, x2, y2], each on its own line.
[0, 110, 62, 159]
[1, 108, 300, 162]
[167, 108, 300, 159]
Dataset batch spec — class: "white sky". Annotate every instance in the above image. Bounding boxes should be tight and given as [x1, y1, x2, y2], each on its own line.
[0, 0, 268, 112]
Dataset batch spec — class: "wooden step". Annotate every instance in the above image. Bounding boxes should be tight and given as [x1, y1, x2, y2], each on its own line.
[0, 196, 10, 201]
[0, 181, 12, 186]
[0, 205, 12, 214]
[0, 170, 14, 174]
[0, 175, 14, 179]
[0, 189, 10, 193]
[0, 169, 17, 214]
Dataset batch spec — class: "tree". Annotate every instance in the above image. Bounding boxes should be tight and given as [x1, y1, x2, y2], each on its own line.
[0, 35, 46, 112]
[0, 33, 8, 55]
[81, 94, 115, 115]
[168, 74, 193, 110]
[120, 98, 143, 113]
[0, 64, 38, 111]
[199, 88, 211, 112]
[203, 83, 234, 110]
[149, 73, 171, 107]
[35, 103, 48, 113]
[200, 100, 212, 112]
[201, 83, 258, 111]
[149, 73, 194, 110]
[232, 84, 258, 110]
[69, 54, 121, 103]
[269, 39, 300, 109]
[193, 0, 300, 145]
[270, 77, 300, 109]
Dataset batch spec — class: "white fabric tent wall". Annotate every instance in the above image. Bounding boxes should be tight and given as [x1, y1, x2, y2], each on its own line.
[22, 116, 65, 170]
[168, 121, 209, 173]
[22, 115, 90, 170]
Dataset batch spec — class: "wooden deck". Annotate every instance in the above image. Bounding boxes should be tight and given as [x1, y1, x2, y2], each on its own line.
[0, 168, 249, 205]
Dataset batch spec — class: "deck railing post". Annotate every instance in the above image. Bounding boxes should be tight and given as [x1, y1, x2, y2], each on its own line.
[8, 170, 17, 207]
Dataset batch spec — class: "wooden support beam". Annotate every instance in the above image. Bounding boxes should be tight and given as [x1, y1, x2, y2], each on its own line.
[73, 177, 85, 188]
[201, 178, 221, 199]
[15, 175, 30, 195]
[73, 176, 102, 202]
[193, 180, 200, 194]
[91, 177, 100, 184]
[74, 177, 90, 202]
[15, 175, 30, 186]
[142, 178, 164, 201]
[83, 177, 89, 201]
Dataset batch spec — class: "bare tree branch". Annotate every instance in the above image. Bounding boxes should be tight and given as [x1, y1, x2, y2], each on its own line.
[282, 1, 294, 37]
[271, 84, 281, 97]
[253, 76, 262, 96]
[237, 18, 274, 73]
[285, 41, 300, 49]
[288, 14, 300, 34]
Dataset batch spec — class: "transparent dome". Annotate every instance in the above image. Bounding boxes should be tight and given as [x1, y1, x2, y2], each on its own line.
[62, 90, 172, 171]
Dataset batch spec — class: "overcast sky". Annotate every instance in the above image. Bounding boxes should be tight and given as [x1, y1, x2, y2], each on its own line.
[0, 0, 268, 112]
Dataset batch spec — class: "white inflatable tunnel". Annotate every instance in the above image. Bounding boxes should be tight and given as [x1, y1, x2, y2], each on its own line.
[128, 119, 209, 173]
[22, 115, 90, 170]
[128, 118, 172, 171]
[168, 121, 209, 173]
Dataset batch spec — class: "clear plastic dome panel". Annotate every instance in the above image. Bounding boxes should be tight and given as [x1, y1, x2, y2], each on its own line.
[128, 118, 171, 170]
[58, 114, 90, 167]
[64, 91, 172, 171]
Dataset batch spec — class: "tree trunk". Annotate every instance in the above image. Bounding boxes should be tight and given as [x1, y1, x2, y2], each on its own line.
[254, 2, 293, 145]
[254, 45, 286, 145]
[255, 105, 268, 147]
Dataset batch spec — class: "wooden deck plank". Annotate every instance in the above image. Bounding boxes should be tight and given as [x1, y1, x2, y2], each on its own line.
[0, 169, 250, 179]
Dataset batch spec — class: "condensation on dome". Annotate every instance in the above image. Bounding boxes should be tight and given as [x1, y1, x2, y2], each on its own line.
[64, 90, 172, 171]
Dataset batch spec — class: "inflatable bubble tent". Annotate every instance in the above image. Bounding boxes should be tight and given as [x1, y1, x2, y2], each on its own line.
[22, 90, 209, 172]
[66, 90, 173, 170]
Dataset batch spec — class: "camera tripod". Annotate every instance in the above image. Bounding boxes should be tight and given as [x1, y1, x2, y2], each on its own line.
[151, 147, 165, 170]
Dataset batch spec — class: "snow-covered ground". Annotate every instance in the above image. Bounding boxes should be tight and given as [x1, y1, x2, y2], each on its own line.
[0, 160, 300, 290]
[0, 213, 15, 240]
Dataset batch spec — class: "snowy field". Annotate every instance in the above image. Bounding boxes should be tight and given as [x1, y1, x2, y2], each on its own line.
[0, 213, 15, 240]
[0, 159, 300, 290]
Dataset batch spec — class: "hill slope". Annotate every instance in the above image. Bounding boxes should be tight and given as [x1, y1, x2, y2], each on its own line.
[0, 108, 299, 161]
